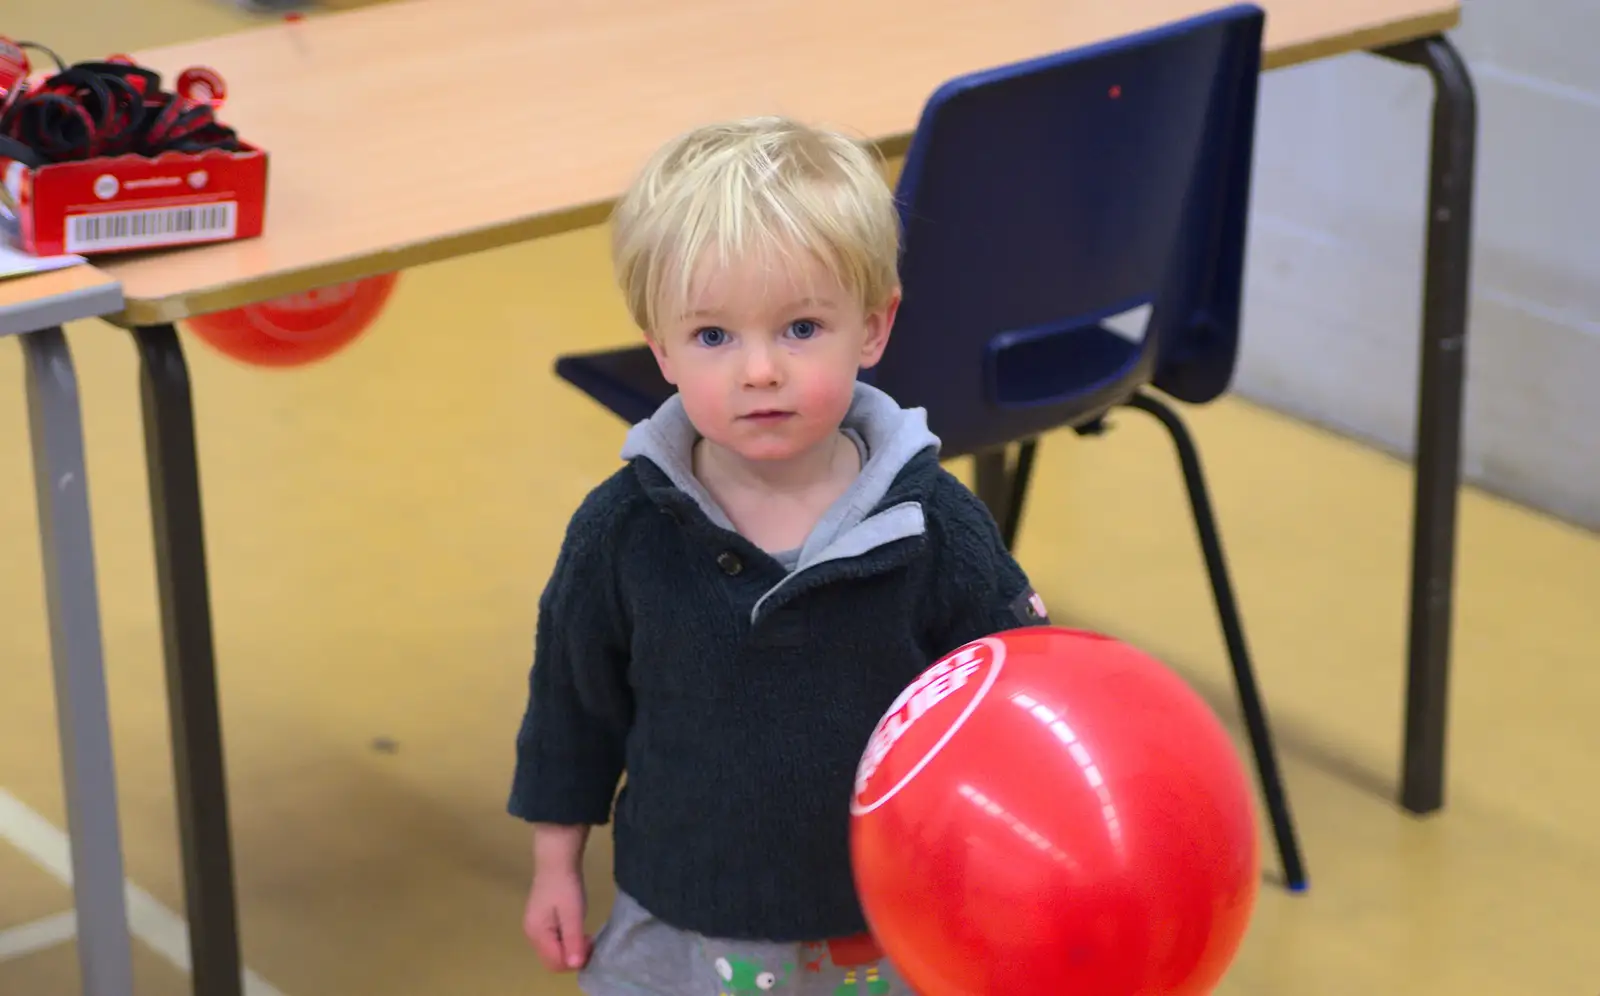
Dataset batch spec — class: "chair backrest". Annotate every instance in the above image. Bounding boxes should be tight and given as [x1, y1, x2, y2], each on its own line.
[867, 5, 1265, 457]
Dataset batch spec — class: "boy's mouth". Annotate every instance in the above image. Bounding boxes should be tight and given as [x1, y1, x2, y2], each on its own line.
[740, 410, 794, 422]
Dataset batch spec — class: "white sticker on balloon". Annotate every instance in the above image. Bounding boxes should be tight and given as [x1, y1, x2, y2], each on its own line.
[851, 636, 1007, 815]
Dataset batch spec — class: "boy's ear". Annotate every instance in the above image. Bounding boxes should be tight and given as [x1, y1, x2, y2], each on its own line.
[859, 289, 900, 368]
[646, 334, 679, 385]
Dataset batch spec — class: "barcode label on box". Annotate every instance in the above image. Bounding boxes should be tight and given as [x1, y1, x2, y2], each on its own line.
[65, 202, 238, 252]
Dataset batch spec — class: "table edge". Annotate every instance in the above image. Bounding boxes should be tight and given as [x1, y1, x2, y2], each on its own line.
[1261, 7, 1459, 69]
[0, 276, 126, 337]
[105, 6, 1459, 328]
[105, 196, 621, 328]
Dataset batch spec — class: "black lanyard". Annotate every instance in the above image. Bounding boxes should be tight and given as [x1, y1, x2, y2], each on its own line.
[0, 42, 242, 168]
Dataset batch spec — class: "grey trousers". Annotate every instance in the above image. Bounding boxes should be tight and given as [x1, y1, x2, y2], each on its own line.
[578, 892, 910, 996]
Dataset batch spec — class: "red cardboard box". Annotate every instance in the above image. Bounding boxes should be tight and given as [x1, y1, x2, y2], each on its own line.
[1, 143, 268, 257]
[0, 43, 268, 258]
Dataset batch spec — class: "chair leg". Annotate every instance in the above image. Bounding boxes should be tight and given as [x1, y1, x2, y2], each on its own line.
[1004, 440, 1039, 552]
[972, 441, 1039, 552]
[1123, 390, 1308, 892]
[973, 450, 1011, 541]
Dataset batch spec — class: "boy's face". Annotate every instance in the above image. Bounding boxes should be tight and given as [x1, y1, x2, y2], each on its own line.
[648, 249, 898, 466]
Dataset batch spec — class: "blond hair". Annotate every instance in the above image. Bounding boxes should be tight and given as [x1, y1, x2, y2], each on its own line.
[610, 115, 901, 336]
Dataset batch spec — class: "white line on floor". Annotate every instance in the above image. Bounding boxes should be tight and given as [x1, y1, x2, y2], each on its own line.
[0, 911, 76, 963]
[0, 787, 288, 995]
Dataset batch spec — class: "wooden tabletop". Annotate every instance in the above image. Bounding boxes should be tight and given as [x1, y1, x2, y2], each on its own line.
[97, 0, 1459, 327]
[0, 266, 124, 337]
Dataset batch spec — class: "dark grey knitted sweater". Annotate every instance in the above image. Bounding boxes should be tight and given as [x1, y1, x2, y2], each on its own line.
[508, 384, 1045, 941]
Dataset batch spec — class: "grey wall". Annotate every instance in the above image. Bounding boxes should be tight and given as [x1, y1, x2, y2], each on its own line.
[1235, 2, 1600, 529]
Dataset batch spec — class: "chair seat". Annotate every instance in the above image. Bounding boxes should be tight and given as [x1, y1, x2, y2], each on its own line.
[987, 323, 1143, 424]
[554, 346, 671, 425]
[896, 323, 1143, 458]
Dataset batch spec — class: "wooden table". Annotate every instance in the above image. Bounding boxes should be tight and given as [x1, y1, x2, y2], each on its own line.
[84, 1, 1474, 992]
[1, 266, 135, 996]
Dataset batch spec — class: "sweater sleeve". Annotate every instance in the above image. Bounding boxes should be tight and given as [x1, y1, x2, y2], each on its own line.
[926, 473, 1051, 657]
[507, 487, 634, 826]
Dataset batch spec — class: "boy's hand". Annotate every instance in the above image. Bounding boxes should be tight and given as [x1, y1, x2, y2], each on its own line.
[524, 866, 591, 971]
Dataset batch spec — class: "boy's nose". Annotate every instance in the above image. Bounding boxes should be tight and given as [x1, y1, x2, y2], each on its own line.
[742, 343, 783, 386]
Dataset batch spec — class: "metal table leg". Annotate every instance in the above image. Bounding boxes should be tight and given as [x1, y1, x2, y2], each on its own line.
[21, 326, 136, 996]
[1373, 35, 1478, 816]
[129, 323, 242, 996]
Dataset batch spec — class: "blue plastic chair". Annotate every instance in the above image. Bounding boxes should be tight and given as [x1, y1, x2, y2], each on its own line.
[553, 4, 1305, 892]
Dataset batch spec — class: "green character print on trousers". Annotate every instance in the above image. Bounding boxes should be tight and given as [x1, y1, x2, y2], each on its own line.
[715, 954, 794, 994]
[800, 937, 893, 996]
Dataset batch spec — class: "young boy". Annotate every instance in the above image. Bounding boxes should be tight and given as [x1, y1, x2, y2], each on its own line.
[509, 115, 1048, 995]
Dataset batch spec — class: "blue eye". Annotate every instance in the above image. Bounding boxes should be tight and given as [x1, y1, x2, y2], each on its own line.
[695, 327, 729, 347]
[788, 320, 818, 339]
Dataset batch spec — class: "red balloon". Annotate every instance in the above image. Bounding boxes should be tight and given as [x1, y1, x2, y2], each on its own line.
[850, 626, 1258, 996]
[185, 272, 399, 368]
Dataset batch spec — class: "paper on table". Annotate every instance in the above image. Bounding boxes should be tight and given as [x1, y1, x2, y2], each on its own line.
[0, 241, 85, 280]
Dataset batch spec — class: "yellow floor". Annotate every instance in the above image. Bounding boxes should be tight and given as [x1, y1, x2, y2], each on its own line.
[6, 5, 1600, 995]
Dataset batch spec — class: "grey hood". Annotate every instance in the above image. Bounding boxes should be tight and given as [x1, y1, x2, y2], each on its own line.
[619, 382, 941, 619]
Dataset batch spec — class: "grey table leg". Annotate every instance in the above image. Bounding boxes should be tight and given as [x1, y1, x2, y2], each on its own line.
[21, 326, 136, 996]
